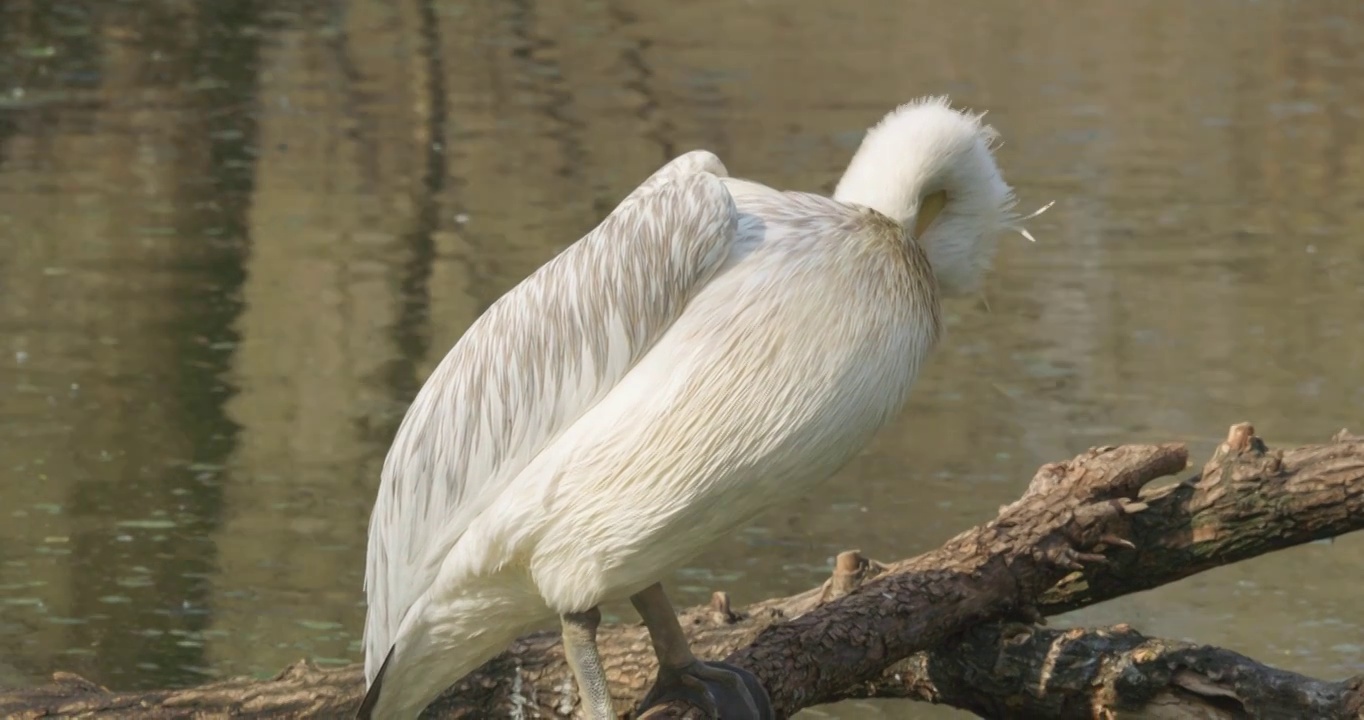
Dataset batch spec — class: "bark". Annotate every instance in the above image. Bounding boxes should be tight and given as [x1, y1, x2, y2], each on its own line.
[839, 621, 1364, 719]
[2, 424, 1361, 719]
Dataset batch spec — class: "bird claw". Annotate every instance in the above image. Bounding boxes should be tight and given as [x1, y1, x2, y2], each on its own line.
[1051, 544, 1110, 571]
[636, 660, 772, 720]
[1099, 533, 1136, 551]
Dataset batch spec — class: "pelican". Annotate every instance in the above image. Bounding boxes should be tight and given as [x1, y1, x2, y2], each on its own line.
[358, 97, 1030, 719]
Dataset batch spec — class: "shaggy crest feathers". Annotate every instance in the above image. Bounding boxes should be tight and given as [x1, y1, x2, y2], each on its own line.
[834, 96, 1044, 296]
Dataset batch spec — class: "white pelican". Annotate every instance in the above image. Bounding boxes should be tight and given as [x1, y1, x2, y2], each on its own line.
[358, 97, 1029, 719]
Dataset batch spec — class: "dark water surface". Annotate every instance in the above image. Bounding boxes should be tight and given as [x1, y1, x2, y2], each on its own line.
[2, 1, 1362, 717]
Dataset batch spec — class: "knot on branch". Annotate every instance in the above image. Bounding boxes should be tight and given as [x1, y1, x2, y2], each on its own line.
[708, 591, 740, 624]
[820, 550, 890, 602]
[1201, 423, 1283, 485]
[49, 672, 105, 694]
[275, 659, 328, 683]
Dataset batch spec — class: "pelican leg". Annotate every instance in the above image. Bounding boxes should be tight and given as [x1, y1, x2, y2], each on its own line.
[630, 583, 772, 720]
[561, 607, 617, 720]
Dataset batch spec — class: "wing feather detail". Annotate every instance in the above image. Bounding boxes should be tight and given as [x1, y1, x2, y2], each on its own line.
[362, 151, 737, 680]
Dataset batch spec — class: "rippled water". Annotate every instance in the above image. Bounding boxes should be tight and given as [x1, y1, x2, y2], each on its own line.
[2, 1, 1362, 717]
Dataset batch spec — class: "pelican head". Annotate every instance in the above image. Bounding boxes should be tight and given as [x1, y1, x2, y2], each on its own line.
[833, 96, 1026, 297]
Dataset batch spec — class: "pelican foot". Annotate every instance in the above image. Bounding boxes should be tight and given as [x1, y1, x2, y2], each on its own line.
[636, 659, 772, 720]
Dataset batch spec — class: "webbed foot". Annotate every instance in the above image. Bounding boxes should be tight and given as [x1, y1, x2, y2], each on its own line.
[636, 659, 772, 720]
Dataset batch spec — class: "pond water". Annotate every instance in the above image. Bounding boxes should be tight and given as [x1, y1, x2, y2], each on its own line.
[2, 1, 1362, 717]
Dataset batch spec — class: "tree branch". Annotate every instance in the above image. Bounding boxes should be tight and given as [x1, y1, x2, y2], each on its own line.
[2, 424, 1360, 719]
[1039, 424, 1364, 614]
[837, 621, 1364, 719]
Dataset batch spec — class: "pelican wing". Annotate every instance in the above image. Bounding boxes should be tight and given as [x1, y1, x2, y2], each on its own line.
[362, 151, 739, 680]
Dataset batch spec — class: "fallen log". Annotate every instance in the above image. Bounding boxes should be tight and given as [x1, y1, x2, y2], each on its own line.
[838, 621, 1364, 719]
[2, 424, 1360, 719]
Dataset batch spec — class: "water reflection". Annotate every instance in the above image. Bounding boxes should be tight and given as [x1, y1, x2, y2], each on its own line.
[1, 1, 1362, 717]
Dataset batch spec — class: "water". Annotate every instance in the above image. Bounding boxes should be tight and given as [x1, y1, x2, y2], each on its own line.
[2, 1, 1363, 717]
